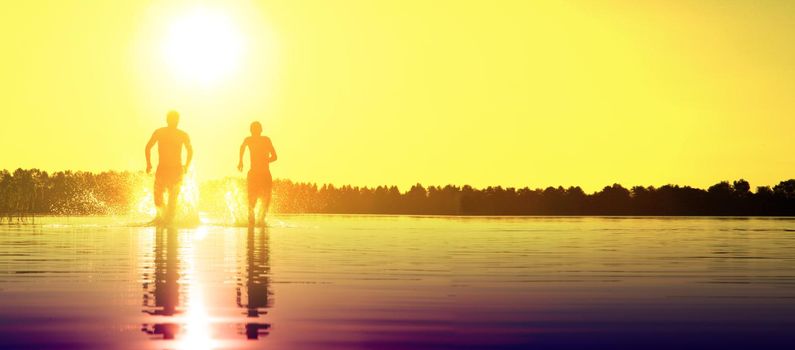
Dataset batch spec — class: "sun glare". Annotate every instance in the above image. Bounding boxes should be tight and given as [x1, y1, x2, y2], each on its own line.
[163, 8, 244, 85]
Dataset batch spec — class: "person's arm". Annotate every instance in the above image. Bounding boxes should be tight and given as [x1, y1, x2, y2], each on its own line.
[269, 139, 278, 163]
[145, 131, 158, 174]
[183, 134, 193, 174]
[237, 138, 248, 172]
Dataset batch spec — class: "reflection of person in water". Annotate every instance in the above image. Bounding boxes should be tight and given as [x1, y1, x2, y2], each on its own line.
[141, 228, 181, 339]
[237, 121, 277, 228]
[145, 110, 193, 226]
[237, 227, 273, 339]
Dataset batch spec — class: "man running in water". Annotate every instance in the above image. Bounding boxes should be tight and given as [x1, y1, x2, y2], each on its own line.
[145, 110, 193, 226]
[238, 121, 277, 228]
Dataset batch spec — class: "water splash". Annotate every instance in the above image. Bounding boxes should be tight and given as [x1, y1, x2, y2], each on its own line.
[132, 170, 201, 227]
[199, 177, 272, 227]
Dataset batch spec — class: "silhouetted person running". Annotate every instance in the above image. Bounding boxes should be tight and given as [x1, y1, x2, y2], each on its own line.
[238, 121, 277, 228]
[145, 111, 193, 226]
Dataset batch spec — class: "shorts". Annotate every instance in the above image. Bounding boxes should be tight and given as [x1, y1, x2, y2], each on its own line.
[247, 170, 272, 202]
[154, 166, 183, 204]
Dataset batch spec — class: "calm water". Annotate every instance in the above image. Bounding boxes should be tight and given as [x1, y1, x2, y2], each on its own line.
[1, 216, 794, 349]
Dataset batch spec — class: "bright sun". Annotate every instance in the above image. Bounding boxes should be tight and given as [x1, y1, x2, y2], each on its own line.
[163, 8, 244, 85]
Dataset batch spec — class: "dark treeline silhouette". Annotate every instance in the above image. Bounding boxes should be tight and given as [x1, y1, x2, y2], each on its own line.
[204, 177, 795, 216]
[3, 168, 795, 220]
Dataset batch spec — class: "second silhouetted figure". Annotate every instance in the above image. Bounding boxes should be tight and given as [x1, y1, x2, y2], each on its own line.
[238, 121, 277, 228]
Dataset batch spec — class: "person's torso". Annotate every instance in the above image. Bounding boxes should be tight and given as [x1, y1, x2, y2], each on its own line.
[157, 128, 186, 167]
[248, 136, 272, 173]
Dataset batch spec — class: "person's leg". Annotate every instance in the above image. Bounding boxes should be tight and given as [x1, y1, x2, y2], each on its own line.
[165, 183, 180, 225]
[247, 174, 257, 228]
[256, 194, 267, 227]
[247, 198, 257, 228]
[257, 174, 272, 227]
[153, 178, 165, 223]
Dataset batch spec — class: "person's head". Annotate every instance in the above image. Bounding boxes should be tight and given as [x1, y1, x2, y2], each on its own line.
[166, 110, 180, 128]
[250, 121, 262, 136]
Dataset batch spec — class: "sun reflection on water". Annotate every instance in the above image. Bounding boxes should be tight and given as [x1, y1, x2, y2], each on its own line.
[140, 227, 220, 348]
[177, 228, 216, 350]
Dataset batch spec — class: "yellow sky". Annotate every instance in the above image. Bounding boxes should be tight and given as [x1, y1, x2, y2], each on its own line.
[1, 0, 794, 191]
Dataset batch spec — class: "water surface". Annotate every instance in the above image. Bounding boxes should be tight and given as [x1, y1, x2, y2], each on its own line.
[1, 216, 794, 349]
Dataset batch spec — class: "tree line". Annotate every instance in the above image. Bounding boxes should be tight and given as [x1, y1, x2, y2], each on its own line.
[0, 169, 142, 222]
[262, 178, 795, 216]
[2, 168, 795, 221]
